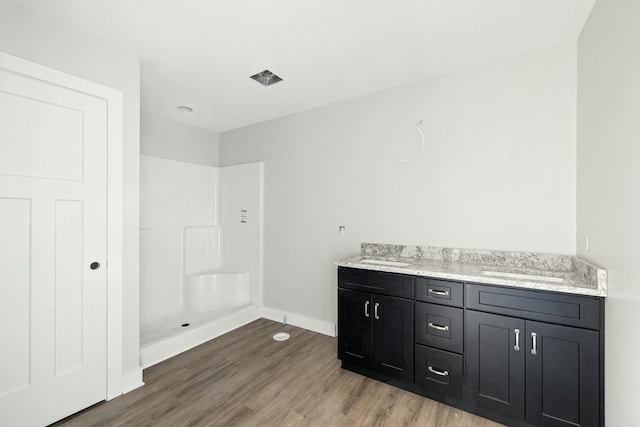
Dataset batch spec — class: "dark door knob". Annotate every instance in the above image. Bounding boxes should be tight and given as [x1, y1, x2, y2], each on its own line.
[90, 262, 101, 270]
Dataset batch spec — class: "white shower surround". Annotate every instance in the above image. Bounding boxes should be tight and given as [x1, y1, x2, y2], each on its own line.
[139, 156, 264, 366]
[184, 270, 250, 312]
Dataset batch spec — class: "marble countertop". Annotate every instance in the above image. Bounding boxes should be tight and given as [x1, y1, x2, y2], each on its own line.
[335, 243, 607, 297]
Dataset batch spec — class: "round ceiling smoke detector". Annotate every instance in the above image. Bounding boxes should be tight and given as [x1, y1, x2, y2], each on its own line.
[177, 105, 194, 113]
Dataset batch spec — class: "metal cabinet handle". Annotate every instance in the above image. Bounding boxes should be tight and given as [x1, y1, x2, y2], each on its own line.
[514, 328, 520, 351]
[531, 332, 538, 355]
[364, 301, 370, 318]
[428, 288, 449, 296]
[428, 366, 449, 377]
[374, 303, 380, 320]
[428, 322, 449, 331]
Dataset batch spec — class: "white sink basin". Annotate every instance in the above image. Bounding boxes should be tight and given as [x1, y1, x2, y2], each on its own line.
[360, 259, 410, 267]
[482, 270, 564, 283]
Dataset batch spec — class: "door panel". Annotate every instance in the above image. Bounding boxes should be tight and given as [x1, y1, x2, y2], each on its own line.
[526, 321, 599, 427]
[466, 310, 525, 420]
[0, 198, 31, 395]
[338, 289, 372, 368]
[55, 200, 84, 374]
[372, 294, 413, 381]
[0, 64, 107, 426]
[0, 88, 83, 181]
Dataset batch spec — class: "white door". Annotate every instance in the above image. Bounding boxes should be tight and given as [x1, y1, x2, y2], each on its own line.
[0, 60, 108, 426]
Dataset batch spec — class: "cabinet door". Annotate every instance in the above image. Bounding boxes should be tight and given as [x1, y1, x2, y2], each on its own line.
[372, 294, 414, 382]
[526, 321, 599, 427]
[338, 289, 372, 369]
[466, 310, 525, 420]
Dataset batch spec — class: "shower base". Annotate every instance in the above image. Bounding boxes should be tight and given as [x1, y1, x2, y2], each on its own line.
[140, 304, 261, 368]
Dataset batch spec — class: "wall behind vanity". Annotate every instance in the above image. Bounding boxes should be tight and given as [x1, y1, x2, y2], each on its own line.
[219, 43, 578, 326]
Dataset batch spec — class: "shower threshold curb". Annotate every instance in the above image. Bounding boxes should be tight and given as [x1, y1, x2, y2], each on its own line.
[140, 305, 261, 368]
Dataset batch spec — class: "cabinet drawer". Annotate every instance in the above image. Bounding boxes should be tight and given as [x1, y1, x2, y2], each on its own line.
[415, 278, 463, 307]
[338, 267, 414, 298]
[415, 302, 463, 353]
[415, 345, 463, 401]
[466, 284, 601, 330]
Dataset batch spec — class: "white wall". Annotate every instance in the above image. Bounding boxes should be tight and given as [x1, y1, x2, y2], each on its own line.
[140, 156, 218, 323]
[141, 110, 219, 166]
[577, 0, 640, 424]
[219, 43, 578, 325]
[220, 163, 264, 306]
[0, 2, 141, 379]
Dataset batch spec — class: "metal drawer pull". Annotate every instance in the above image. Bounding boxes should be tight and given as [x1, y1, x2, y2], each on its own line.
[428, 366, 449, 377]
[428, 322, 449, 331]
[514, 328, 520, 351]
[428, 288, 449, 296]
[531, 332, 538, 355]
[374, 303, 380, 320]
[364, 301, 370, 318]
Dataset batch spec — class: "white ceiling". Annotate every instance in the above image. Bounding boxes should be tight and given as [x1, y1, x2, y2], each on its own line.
[15, 0, 595, 133]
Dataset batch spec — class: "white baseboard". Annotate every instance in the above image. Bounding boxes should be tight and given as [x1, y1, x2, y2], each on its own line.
[140, 305, 262, 369]
[120, 369, 145, 396]
[262, 306, 336, 337]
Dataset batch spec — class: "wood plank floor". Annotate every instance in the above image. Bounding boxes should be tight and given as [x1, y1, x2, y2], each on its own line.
[54, 319, 503, 427]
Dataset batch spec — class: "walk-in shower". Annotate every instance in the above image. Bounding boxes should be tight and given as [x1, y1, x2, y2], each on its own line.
[139, 156, 263, 367]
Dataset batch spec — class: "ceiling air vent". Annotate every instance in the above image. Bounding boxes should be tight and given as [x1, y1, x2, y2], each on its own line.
[250, 69, 283, 87]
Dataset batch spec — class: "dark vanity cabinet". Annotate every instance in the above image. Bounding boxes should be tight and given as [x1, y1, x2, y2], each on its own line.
[466, 284, 601, 427]
[338, 268, 414, 382]
[465, 310, 526, 419]
[525, 320, 599, 427]
[414, 278, 465, 402]
[337, 288, 371, 369]
[338, 266, 605, 427]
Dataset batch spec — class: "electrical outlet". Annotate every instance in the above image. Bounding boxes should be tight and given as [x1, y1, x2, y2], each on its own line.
[338, 225, 346, 235]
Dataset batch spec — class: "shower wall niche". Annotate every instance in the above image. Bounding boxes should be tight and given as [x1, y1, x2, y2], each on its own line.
[139, 156, 263, 366]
